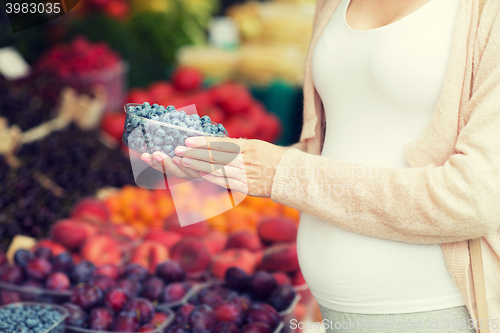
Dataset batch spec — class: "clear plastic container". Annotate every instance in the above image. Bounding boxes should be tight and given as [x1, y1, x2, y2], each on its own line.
[64, 61, 128, 112]
[65, 308, 175, 333]
[122, 103, 228, 157]
[0, 302, 69, 333]
[0, 281, 72, 305]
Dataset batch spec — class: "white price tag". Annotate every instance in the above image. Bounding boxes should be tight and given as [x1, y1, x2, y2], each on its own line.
[0, 46, 31, 80]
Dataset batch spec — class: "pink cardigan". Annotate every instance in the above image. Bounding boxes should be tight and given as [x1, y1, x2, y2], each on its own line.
[270, 0, 500, 329]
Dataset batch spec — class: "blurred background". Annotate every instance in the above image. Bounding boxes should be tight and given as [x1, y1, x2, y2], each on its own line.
[0, 0, 324, 331]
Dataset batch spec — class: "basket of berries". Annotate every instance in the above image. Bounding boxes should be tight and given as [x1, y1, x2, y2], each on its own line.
[122, 102, 228, 158]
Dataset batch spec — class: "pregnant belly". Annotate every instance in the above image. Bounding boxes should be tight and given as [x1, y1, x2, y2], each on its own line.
[296, 213, 464, 313]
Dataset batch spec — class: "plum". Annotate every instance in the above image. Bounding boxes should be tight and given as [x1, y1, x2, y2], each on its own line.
[213, 322, 239, 333]
[26, 258, 52, 280]
[63, 303, 88, 327]
[214, 301, 245, 326]
[188, 304, 217, 333]
[71, 285, 103, 310]
[113, 311, 140, 332]
[241, 322, 272, 333]
[156, 260, 186, 283]
[245, 303, 280, 329]
[45, 272, 71, 290]
[225, 267, 250, 292]
[1, 266, 24, 284]
[13, 249, 33, 268]
[161, 282, 190, 303]
[71, 260, 96, 284]
[249, 272, 277, 300]
[34, 246, 53, 260]
[123, 298, 155, 324]
[125, 263, 149, 282]
[52, 253, 74, 273]
[175, 303, 195, 325]
[90, 307, 114, 331]
[105, 287, 128, 313]
[267, 284, 296, 311]
[94, 264, 121, 281]
[116, 278, 142, 298]
[89, 275, 115, 292]
[142, 276, 165, 301]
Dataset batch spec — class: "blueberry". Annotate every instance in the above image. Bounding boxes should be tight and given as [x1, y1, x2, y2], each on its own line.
[162, 145, 174, 153]
[155, 129, 166, 137]
[166, 105, 175, 112]
[127, 106, 136, 113]
[153, 146, 163, 153]
[142, 102, 151, 109]
[201, 115, 211, 123]
[191, 114, 200, 120]
[149, 114, 160, 121]
[126, 123, 133, 131]
[170, 112, 180, 119]
[144, 133, 153, 142]
[196, 125, 203, 131]
[171, 118, 180, 127]
[159, 114, 171, 123]
[178, 135, 188, 145]
[155, 108, 165, 116]
[26, 319, 38, 328]
[178, 122, 188, 129]
[153, 136, 163, 145]
[147, 141, 155, 148]
[163, 136, 174, 145]
[184, 117, 195, 127]
[152, 103, 159, 109]
[217, 124, 226, 133]
[131, 117, 141, 127]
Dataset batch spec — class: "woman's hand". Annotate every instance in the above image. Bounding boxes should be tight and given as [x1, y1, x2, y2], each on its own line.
[173, 137, 288, 197]
[140, 151, 201, 180]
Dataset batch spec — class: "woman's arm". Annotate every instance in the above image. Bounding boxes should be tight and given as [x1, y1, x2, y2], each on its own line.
[271, 13, 500, 245]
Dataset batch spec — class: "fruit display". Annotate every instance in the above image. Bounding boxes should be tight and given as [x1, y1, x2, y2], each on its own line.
[0, 158, 73, 249]
[122, 102, 228, 158]
[163, 269, 296, 333]
[125, 68, 282, 143]
[0, 72, 65, 131]
[0, 302, 68, 333]
[37, 36, 127, 111]
[17, 124, 136, 206]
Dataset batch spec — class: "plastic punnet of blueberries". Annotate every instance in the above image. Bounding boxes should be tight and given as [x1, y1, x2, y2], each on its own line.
[0, 303, 68, 333]
[122, 102, 228, 158]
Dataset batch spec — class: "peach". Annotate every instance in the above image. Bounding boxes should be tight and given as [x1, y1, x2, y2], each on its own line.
[272, 272, 292, 286]
[82, 235, 122, 267]
[34, 240, 68, 257]
[170, 239, 211, 275]
[164, 215, 210, 237]
[145, 230, 182, 250]
[109, 224, 140, 242]
[260, 243, 299, 273]
[226, 231, 263, 252]
[71, 198, 110, 225]
[51, 219, 99, 251]
[202, 231, 228, 256]
[253, 250, 264, 268]
[257, 217, 297, 244]
[131, 241, 169, 274]
[210, 249, 256, 279]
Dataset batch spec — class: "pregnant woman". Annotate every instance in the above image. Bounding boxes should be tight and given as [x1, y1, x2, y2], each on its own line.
[143, 0, 500, 331]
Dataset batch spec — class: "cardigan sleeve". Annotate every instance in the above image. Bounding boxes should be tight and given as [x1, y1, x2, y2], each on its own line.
[270, 11, 500, 245]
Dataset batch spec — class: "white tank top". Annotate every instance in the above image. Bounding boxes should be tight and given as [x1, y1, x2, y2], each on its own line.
[297, 0, 465, 314]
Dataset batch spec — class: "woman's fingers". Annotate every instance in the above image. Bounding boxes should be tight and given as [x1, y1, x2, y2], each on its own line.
[179, 156, 245, 179]
[175, 146, 241, 166]
[171, 156, 203, 180]
[184, 136, 242, 153]
[199, 171, 249, 194]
